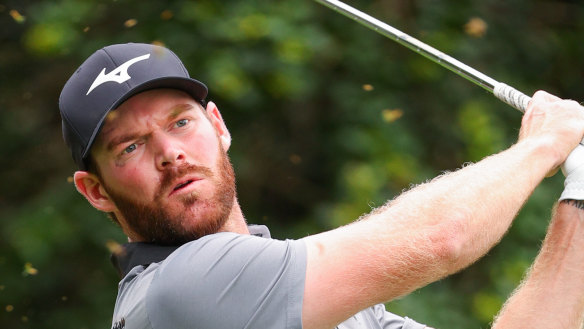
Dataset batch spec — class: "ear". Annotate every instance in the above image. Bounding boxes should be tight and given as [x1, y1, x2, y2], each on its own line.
[205, 101, 231, 151]
[73, 171, 117, 213]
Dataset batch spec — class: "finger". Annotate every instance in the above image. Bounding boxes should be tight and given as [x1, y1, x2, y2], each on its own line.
[531, 90, 562, 104]
[522, 90, 564, 124]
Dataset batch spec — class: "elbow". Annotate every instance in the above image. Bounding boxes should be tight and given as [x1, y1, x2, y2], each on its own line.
[428, 214, 467, 272]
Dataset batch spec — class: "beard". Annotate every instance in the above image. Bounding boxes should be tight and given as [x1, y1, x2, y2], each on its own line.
[102, 147, 236, 245]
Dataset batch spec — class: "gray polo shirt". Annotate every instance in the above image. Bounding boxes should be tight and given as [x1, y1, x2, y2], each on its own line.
[110, 225, 426, 329]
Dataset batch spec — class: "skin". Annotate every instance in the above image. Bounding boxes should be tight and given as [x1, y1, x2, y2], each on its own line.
[492, 200, 584, 329]
[73, 88, 584, 329]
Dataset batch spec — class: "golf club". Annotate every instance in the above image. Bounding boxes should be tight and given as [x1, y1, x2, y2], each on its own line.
[314, 0, 531, 113]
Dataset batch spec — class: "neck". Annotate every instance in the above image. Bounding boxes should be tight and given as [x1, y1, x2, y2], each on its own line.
[219, 199, 249, 235]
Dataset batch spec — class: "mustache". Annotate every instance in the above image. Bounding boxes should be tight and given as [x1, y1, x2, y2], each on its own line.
[158, 163, 213, 193]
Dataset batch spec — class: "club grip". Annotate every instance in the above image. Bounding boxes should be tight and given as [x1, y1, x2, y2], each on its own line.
[494, 83, 584, 146]
[493, 83, 531, 113]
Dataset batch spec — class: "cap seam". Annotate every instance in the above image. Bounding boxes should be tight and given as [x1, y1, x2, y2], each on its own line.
[168, 49, 189, 77]
[60, 103, 88, 168]
[59, 88, 83, 148]
[59, 97, 87, 151]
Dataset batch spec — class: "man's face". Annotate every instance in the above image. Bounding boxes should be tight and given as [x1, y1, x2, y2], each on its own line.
[91, 89, 236, 245]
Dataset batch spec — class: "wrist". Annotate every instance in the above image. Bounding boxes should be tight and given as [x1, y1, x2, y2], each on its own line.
[514, 137, 561, 175]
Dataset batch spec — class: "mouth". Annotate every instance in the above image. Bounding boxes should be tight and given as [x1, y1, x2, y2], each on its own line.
[169, 178, 200, 196]
[174, 180, 194, 190]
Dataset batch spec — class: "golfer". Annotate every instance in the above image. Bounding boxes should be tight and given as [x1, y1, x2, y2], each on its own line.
[59, 43, 584, 329]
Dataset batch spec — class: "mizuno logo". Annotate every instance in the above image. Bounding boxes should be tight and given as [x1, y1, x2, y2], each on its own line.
[86, 54, 150, 95]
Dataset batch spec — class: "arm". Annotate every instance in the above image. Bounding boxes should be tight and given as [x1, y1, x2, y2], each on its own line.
[492, 145, 584, 328]
[301, 91, 584, 329]
[492, 200, 584, 328]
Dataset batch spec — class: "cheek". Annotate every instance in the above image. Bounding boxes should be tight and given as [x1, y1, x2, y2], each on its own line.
[187, 130, 222, 165]
[106, 164, 157, 198]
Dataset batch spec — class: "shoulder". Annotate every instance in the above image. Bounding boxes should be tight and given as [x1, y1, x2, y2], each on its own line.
[158, 232, 305, 277]
[145, 233, 307, 328]
[150, 232, 306, 296]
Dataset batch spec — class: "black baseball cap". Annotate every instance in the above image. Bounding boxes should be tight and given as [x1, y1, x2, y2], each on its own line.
[59, 42, 208, 170]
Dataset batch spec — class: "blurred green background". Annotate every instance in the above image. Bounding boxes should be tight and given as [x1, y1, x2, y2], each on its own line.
[2, 0, 583, 328]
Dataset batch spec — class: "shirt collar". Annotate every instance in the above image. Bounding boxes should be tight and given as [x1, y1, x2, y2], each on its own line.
[111, 225, 271, 278]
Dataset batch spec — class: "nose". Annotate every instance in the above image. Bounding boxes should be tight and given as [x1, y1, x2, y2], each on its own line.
[154, 134, 186, 170]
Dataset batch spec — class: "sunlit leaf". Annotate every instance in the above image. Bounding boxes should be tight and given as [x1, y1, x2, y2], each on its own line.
[23, 262, 38, 276]
[381, 109, 403, 123]
[362, 84, 374, 91]
[161, 9, 173, 20]
[9, 9, 26, 23]
[464, 17, 488, 38]
[105, 240, 125, 256]
[124, 19, 138, 28]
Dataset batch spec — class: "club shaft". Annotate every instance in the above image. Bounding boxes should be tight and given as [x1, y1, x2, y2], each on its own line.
[315, 0, 530, 112]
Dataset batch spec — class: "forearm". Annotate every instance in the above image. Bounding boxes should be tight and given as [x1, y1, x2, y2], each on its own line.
[492, 201, 584, 329]
[378, 138, 557, 274]
[303, 138, 557, 328]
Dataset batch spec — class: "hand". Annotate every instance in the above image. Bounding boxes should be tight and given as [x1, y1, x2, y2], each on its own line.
[560, 145, 584, 201]
[518, 91, 584, 169]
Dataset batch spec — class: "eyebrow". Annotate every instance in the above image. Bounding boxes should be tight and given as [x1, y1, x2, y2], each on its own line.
[105, 132, 143, 152]
[103, 103, 196, 152]
[169, 103, 195, 120]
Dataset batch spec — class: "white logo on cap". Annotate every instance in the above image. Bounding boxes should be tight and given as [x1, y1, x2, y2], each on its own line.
[86, 53, 151, 95]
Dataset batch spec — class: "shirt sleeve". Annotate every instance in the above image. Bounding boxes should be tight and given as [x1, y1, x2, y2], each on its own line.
[373, 304, 427, 329]
[337, 304, 427, 329]
[145, 233, 306, 329]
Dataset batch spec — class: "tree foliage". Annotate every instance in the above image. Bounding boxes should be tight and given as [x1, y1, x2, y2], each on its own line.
[2, 0, 584, 328]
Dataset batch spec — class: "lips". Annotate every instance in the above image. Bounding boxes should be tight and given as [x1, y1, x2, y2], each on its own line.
[168, 177, 201, 196]
[174, 180, 193, 191]
[160, 164, 213, 197]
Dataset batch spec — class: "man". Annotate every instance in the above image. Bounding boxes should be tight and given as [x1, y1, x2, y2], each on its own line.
[59, 43, 584, 329]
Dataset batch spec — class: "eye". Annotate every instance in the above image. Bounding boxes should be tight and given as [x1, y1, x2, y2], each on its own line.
[122, 143, 137, 155]
[175, 119, 189, 128]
